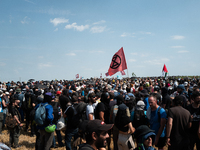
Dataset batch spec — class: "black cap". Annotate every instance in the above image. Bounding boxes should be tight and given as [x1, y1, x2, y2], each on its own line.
[134, 125, 154, 139]
[86, 119, 113, 134]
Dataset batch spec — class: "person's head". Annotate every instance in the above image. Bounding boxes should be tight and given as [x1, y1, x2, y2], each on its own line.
[85, 119, 113, 149]
[109, 92, 114, 100]
[116, 95, 124, 105]
[177, 84, 185, 94]
[134, 125, 155, 148]
[173, 95, 183, 106]
[88, 93, 96, 104]
[148, 93, 158, 110]
[43, 92, 53, 104]
[192, 91, 200, 105]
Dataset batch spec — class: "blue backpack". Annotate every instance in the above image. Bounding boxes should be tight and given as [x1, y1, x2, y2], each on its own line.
[35, 103, 49, 125]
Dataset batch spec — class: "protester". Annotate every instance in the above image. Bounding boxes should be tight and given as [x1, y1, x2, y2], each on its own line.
[115, 103, 135, 150]
[79, 119, 113, 150]
[166, 95, 192, 150]
[134, 125, 156, 150]
[147, 93, 167, 150]
[86, 93, 96, 120]
[35, 92, 54, 150]
[8, 97, 23, 148]
[186, 91, 200, 150]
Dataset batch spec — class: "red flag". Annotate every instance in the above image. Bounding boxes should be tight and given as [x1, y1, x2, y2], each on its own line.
[105, 72, 109, 77]
[162, 64, 168, 77]
[120, 70, 126, 75]
[108, 47, 127, 76]
[100, 73, 102, 78]
[75, 74, 79, 79]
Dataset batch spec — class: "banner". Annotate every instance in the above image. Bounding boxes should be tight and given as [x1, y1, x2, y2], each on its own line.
[107, 47, 127, 76]
[75, 74, 79, 79]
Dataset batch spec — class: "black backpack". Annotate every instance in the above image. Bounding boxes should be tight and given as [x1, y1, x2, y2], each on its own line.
[132, 110, 148, 129]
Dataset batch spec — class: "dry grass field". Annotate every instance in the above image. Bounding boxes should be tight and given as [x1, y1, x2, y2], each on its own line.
[1, 124, 195, 150]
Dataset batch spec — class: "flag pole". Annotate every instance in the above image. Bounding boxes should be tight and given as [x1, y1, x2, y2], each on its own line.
[127, 69, 129, 78]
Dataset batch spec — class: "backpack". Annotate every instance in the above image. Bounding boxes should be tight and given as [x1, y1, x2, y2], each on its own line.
[6, 107, 21, 128]
[132, 110, 148, 129]
[35, 103, 49, 125]
[73, 102, 87, 123]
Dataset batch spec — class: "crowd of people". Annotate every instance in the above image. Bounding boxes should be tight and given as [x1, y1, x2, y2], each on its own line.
[0, 76, 200, 150]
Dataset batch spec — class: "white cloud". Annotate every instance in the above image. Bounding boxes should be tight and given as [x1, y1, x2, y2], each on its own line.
[131, 52, 137, 55]
[145, 58, 170, 65]
[171, 35, 185, 40]
[54, 28, 58, 31]
[141, 31, 152, 35]
[50, 18, 69, 26]
[89, 50, 104, 53]
[90, 26, 106, 33]
[170, 46, 185, 48]
[65, 23, 89, 31]
[177, 50, 189, 53]
[121, 32, 135, 37]
[66, 53, 76, 56]
[93, 20, 106, 25]
[129, 59, 136, 62]
[0, 62, 6, 66]
[24, 0, 35, 4]
[21, 16, 30, 24]
[38, 63, 52, 69]
[38, 56, 43, 59]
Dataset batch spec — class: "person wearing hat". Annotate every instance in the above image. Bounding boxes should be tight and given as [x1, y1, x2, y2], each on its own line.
[115, 103, 135, 150]
[131, 101, 148, 129]
[35, 92, 54, 150]
[79, 119, 113, 150]
[166, 95, 192, 150]
[139, 89, 149, 111]
[177, 84, 188, 108]
[134, 125, 156, 150]
[86, 93, 97, 120]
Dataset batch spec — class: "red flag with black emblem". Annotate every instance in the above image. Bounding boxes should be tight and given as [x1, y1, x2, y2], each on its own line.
[107, 47, 127, 76]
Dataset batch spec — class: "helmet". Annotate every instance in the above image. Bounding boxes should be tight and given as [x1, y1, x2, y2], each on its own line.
[45, 124, 56, 133]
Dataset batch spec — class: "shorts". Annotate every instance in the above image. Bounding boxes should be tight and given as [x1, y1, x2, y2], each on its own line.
[155, 136, 166, 148]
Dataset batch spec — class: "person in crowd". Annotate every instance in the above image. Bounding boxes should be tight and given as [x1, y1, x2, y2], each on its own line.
[86, 93, 96, 120]
[186, 91, 200, 150]
[79, 119, 113, 150]
[115, 103, 135, 150]
[139, 89, 149, 111]
[35, 92, 54, 150]
[9, 97, 23, 148]
[147, 93, 167, 150]
[131, 100, 148, 129]
[166, 95, 192, 150]
[64, 97, 79, 150]
[161, 87, 171, 111]
[1, 91, 10, 128]
[0, 93, 3, 134]
[134, 125, 156, 150]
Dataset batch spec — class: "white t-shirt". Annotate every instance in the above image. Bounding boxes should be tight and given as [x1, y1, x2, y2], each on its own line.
[86, 104, 95, 120]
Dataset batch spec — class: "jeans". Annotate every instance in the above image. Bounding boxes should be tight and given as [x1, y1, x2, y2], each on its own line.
[56, 130, 64, 146]
[65, 128, 79, 150]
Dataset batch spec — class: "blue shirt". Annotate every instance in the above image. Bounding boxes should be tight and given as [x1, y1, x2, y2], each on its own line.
[144, 97, 149, 111]
[149, 106, 167, 137]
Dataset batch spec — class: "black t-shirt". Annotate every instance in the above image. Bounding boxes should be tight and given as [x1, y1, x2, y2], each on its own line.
[59, 95, 70, 112]
[9, 105, 21, 121]
[162, 94, 171, 110]
[168, 106, 191, 148]
[79, 143, 95, 150]
[115, 115, 131, 132]
[186, 104, 200, 135]
[95, 102, 110, 124]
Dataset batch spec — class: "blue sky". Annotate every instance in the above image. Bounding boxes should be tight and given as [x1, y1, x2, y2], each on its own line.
[0, 0, 200, 82]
